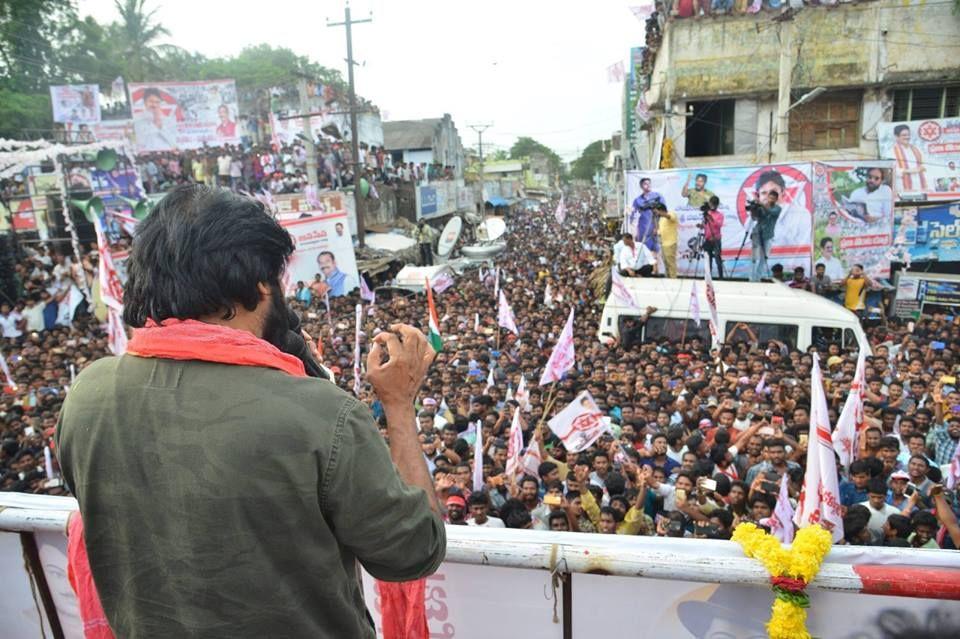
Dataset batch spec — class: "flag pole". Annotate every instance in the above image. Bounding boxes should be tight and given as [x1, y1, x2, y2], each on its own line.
[537, 381, 560, 433]
[496, 323, 501, 352]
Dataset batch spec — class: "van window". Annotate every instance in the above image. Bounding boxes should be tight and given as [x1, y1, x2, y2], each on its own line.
[728, 321, 799, 349]
[812, 326, 842, 350]
[643, 317, 712, 344]
[843, 328, 859, 351]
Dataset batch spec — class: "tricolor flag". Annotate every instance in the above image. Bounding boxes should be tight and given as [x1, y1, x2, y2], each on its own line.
[767, 473, 795, 544]
[498, 290, 520, 335]
[425, 277, 442, 352]
[689, 281, 702, 327]
[540, 308, 575, 386]
[505, 409, 524, 478]
[352, 303, 362, 397]
[704, 266, 721, 343]
[611, 268, 641, 310]
[832, 348, 865, 469]
[794, 355, 844, 542]
[555, 195, 566, 224]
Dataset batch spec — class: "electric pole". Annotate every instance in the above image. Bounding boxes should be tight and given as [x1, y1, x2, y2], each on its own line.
[328, 2, 372, 247]
[772, 15, 795, 161]
[468, 124, 491, 212]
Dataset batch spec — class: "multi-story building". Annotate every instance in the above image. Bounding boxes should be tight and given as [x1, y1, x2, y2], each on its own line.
[626, 0, 960, 170]
[382, 114, 464, 177]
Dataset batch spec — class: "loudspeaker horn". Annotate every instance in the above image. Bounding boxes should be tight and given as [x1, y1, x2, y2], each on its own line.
[69, 197, 105, 223]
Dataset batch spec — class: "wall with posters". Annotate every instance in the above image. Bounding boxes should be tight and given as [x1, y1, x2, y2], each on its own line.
[625, 164, 814, 276]
[128, 80, 240, 153]
[878, 117, 960, 201]
[49, 84, 101, 124]
[416, 181, 473, 220]
[91, 119, 136, 147]
[893, 202, 960, 265]
[811, 161, 895, 278]
[269, 110, 384, 149]
[281, 213, 359, 297]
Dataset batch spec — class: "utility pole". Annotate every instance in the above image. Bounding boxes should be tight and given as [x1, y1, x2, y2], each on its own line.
[297, 78, 319, 189]
[328, 2, 372, 247]
[772, 16, 794, 161]
[468, 124, 491, 212]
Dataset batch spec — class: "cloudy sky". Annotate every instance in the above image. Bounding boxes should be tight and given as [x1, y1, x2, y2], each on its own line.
[78, 0, 646, 160]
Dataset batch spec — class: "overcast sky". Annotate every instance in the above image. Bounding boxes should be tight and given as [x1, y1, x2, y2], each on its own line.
[78, 0, 645, 160]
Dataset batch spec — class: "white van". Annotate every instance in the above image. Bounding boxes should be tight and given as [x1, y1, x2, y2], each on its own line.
[599, 278, 870, 353]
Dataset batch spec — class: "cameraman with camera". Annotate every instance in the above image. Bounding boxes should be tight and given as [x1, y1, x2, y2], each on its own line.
[746, 172, 783, 282]
[700, 195, 724, 279]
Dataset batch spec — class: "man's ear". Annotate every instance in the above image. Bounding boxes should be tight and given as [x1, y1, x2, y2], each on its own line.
[256, 282, 271, 300]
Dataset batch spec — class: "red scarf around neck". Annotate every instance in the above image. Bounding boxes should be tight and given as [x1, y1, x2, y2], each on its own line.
[127, 318, 306, 377]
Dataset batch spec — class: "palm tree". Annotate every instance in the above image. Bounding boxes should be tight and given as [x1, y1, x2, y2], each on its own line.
[111, 0, 170, 81]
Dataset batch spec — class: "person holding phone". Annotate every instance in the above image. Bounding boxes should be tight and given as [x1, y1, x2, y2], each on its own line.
[841, 263, 880, 316]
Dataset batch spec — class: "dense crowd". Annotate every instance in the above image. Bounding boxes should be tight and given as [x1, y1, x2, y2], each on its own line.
[2, 191, 958, 551]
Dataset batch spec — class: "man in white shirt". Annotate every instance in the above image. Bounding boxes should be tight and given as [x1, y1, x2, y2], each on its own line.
[217, 152, 232, 188]
[0, 303, 24, 339]
[21, 297, 45, 332]
[617, 234, 654, 277]
[467, 492, 505, 527]
[816, 237, 846, 281]
[612, 233, 630, 265]
[847, 167, 893, 223]
[859, 478, 902, 544]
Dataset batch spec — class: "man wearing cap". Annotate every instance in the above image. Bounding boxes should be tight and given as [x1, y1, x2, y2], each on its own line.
[887, 470, 918, 514]
[445, 494, 468, 525]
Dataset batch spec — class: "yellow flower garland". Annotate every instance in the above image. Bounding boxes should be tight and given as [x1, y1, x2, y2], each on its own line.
[731, 523, 833, 639]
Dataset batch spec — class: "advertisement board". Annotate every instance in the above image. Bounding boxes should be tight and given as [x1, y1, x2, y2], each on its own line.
[811, 161, 895, 278]
[420, 186, 438, 216]
[893, 271, 960, 318]
[878, 117, 960, 200]
[625, 164, 813, 276]
[128, 80, 240, 153]
[91, 119, 137, 147]
[281, 213, 359, 297]
[893, 202, 960, 264]
[270, 111, 384, 149]
[49, 84, 101, 124]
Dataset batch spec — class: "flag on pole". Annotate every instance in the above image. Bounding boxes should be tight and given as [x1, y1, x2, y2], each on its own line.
[485, 367, 495, 394]
[540, 308, 575, 385]
[44, 446, 55, 479]
[794, 355, 844, 542]
[767, 473, 796, 544]
[91, 214, 127, 354]
[425, 277, 442, 352]
[544, 282, 553, 308]
[359, 274, 375, 303]
[107, 308, 128, 355]
[498, 290, 520, 335]
[493, 267, 500, 300]
[505, 409, 524, 478]
[474, 312, 481, 333]
[472, 422, 485, 492]
[833, 348, 865, 469]
[611, 268, 641, 310]
[689, 281, 702, 327]
[946, 438, 960, 491]
[547, 391, 612, 453]
[520, 440, 542, 478]
[352, 303, 362, 397]
[554, 195, 566, 224]
[629, 4, 655, 20]
[515, 375, 530, 411]
[703, 266, 721, 343]
[606, 61, 625, 83]
[0, 351, 17, 391]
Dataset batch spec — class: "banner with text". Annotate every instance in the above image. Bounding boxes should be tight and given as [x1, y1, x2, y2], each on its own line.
[625, 164, 813, 275]
[128, 80, 240, 153]
[893, 202, 960, 265]
[281, 213, 359, 297]
[49, 84, 101, 124]
[878, 117, 960, 201]
[812, 161, 895, 279]
[270, 110, 384, 149]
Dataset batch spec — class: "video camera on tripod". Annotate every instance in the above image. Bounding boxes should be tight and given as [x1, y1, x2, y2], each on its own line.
[744, 199, 767, 221]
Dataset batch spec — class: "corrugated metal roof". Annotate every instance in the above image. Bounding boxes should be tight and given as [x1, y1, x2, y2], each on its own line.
[382, 119, 442, 150]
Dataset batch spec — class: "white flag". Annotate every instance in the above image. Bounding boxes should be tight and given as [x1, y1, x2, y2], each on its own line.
[505, 384, 514, 403]
[767, 473, 795, 544]
[520, 440, 542, 478]
[472, 422, 485, 492]
[505, 409, 524, 478]
[606, 61, 625, 84]
[540, 308, 575, 385]
[611, 268, 642, 310]
[107, 307, 128, 355]
[794, 355, 844, 542]
[515, 375, 530, 410]
[485, 367, 495, 394]
[946, 438, 960, 491]
[474, 312, 480, 333]
[832, 348, 865, 469]
[544, 282, 553, 308]
[111, 75, 125, 99]
[493, 267, 500, 300]
[352, 303, 362, 397]
[629, 4, 655, 20]
[547, 391, 611, 453]
[704, 266, 721, 343]
[554, 195, 566, 224]
[689, 281, 702, 327]
[0, 351, 17, 390]
[498, 290, 520, 335]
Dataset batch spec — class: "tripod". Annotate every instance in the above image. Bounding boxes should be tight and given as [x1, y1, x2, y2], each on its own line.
[684, 226, 706, 279]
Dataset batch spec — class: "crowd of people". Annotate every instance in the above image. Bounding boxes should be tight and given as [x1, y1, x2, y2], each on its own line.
[1, 190, 958, 552]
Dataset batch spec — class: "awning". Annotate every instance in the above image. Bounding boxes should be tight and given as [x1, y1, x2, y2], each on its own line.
[485, 196, 511, 207]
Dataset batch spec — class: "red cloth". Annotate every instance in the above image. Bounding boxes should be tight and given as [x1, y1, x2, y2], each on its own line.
[67, 514, 115, 639]
[377, 579, 429, 639]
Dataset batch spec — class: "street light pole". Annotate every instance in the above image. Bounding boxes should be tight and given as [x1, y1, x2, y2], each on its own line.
[468, 124, 491, 213]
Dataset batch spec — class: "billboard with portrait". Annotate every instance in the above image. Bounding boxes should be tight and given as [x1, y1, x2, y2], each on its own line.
[892, 202, 960, 265]
[281, 213, 359, 298]
[878, 117, 960, 200]
[812, 161, 895, 279]
[49, 84, 101, 124]
[625, 164, 813, 276]
[128, 80, 240, 153]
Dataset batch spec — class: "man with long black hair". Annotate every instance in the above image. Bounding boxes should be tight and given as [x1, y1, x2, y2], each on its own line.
[56, 185, 445, 638]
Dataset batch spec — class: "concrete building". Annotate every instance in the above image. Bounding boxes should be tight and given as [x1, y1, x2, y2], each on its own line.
[383, 114, 464, 177]
[627, 0, 960, 170]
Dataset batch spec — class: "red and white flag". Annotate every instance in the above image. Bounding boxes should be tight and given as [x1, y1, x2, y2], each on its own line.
[554, 195, 566, 224]
[832, 348, 865, 469]
[515, 375, 530, 411]
[767, 473, 795, 544]
[352, 303, 362, 397]
[359, 274, 376, 303]
[635, 94, 652, 124]
[794, 355, 844, 542]
[505, 409, 524, 478]
[498, 290, 519, 335]
[547, 391, 611, 453]
[107, 308, 128, 355]
[520, 439, 542, 478]
[606, 61, 625, 84]
[703, 266, 721, 343]
[431, 271, 455, 294]
[689, 281, 702, 327]
[472, 423, 484, 492]
[91, 214, 127, 354]
[611, 268, 641, 310]
[540, 308, 575, 385]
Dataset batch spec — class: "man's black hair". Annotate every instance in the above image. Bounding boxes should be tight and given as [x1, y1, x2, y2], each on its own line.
[123, 185, 294, 326]
[756, 169, 785, 191]
[848, 460, 869, 476]
[538, 461, 558, 480]
[867, 477, 888, 496]
[467, 492, 490, 507]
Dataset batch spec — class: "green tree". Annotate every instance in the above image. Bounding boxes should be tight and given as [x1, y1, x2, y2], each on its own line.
[111, 0, 172, 82]
[570, 139, 607, 181]
[509, 136, 562, 174]
[0, 0, 79, 91]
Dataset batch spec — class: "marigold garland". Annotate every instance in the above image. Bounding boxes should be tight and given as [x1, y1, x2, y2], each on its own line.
[731, 523, 833, 639]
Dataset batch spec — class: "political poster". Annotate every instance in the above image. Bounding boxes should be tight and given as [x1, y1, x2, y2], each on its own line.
[893, 202, 960, 265]
[91, 119, 137, 147]
[128, 80, 240, 153]
[878, 117, 960, 200]
[270, 111, 384, 149]
[0, 196, 47, 234]
[281, 213, 359, 298]
[547, 390, 611, 453]
[625, 164, 813, 276]
[811, 161, 895, 279]
[49, 84, 101, 124]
